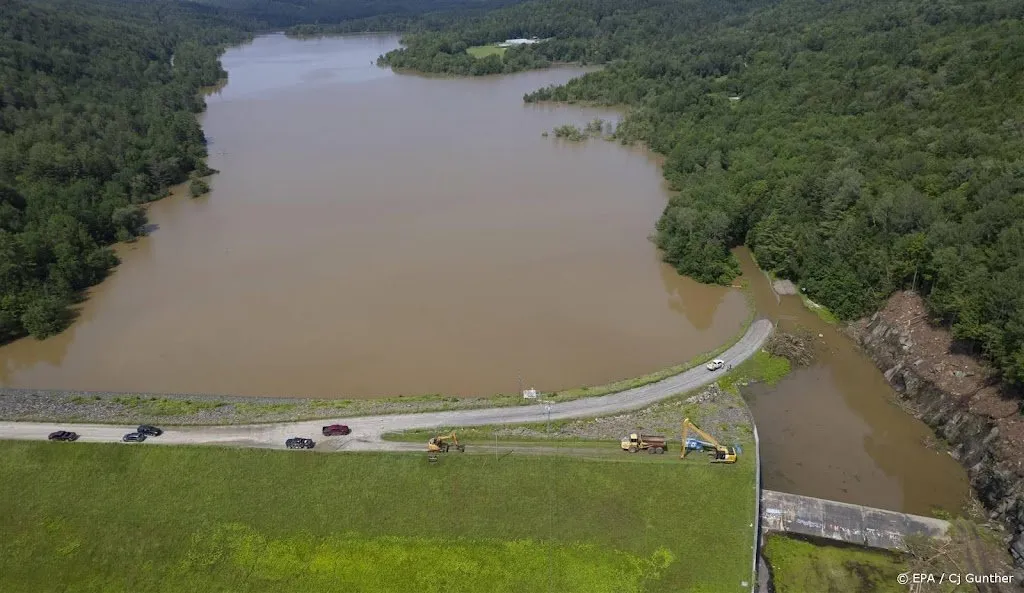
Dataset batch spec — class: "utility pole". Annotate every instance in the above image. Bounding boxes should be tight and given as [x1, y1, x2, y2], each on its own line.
[545, 401, 553, 593]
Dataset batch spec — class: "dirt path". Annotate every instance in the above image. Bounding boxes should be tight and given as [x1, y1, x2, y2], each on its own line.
[0, 320, 773, 451]
[957, 522, 1016, 593]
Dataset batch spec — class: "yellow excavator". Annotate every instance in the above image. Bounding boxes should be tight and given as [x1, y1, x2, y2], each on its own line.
[681, 418, 737, 464]
[427, 431, 465, 453]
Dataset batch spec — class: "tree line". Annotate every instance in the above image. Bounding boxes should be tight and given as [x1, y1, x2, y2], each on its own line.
[187, 0, 525, 29]
[375, 0, 768, 75]
[375, 0, 1024, 389]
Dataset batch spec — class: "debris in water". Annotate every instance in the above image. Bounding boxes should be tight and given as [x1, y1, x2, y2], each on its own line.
[765, 330, 816, 366]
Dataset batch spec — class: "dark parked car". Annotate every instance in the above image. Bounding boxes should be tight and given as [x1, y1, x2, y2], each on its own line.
[137, 425, 163, 437]
[321, 424, 351, 436]
[122, 432, 147, 443]
[48, 431, 79, 442]
[285, 437, 315, 449]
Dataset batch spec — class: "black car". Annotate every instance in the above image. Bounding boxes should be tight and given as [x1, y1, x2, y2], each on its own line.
[122, 432, 147, 443]
[47, 430, 79, 442]
[285, 437, 315, 449]
[137, 425, 163, 437]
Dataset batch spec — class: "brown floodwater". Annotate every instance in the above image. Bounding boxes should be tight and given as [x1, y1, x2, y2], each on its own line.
[0, 33, 748, 398]
[735, 250, 970, 515]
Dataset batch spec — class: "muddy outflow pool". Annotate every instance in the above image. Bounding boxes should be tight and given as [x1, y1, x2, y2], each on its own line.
[735, 250, 969, 515]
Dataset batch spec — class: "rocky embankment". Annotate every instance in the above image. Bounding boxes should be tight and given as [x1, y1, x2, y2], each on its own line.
[480, 384, 751, 442]
[0, 389, 520, 426]
[849, 291, 1024, 565]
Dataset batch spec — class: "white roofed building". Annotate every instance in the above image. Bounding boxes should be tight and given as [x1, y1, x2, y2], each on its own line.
[497, 37, 542, 47]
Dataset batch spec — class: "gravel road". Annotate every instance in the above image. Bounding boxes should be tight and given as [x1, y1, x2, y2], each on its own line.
[0, 319, 773, 452]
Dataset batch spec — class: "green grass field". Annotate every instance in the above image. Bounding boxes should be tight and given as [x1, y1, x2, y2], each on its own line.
[763, 534, 906, 593]
[466, 44, 507, 58]
[719, 350, 791, 394]
[800, 294, 840, 324]
[0, 441, 755, 592]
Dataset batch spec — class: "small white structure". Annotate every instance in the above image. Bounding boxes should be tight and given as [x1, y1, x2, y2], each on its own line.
[522, 388, 538, 399]
[497, 37, 541, 48]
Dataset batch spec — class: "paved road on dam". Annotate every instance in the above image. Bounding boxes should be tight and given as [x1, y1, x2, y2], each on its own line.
[0, 320, 773, 451]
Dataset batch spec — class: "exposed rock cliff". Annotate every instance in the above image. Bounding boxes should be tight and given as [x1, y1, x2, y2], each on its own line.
[848, 291, 1024, 565]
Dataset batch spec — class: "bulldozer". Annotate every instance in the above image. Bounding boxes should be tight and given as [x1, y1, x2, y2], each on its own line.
[427, 431, 465, 453]
[681, 418, 737, 464]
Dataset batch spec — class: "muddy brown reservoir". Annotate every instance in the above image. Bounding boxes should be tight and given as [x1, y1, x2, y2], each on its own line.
[0, 34, 748, 397]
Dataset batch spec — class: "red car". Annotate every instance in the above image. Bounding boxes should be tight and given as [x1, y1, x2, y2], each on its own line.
[322, 424, 351, 436]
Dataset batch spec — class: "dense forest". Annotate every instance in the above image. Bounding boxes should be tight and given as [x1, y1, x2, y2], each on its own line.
[189, 0, 524, 29]
[0, 0, 255, 341]
[376, 0, 1024, 389]
[375, 0, 771, 75]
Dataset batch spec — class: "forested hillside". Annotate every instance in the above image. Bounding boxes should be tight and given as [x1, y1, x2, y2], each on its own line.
[376, 0, 771, 75]
[0, 0, 253, 341]
[189, 0, 524, 29]
[378, 0, 1024, 388]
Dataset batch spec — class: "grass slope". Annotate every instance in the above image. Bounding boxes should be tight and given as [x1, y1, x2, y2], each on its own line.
[719, 350, 791, 394]
[0, 442, 755, 592]
[763, 534, 906, 593]
[466, 44, 506, 58]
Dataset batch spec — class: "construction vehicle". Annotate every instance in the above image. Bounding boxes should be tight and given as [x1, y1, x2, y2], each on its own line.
[427, 431, 465, 453]
[681, 418, 737, 463]
[620, 432, 668, 454]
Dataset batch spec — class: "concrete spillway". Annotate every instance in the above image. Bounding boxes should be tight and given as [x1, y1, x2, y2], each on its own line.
[761, 489, 950, 550]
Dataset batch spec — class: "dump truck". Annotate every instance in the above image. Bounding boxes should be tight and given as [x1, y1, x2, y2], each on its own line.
[620, 432, 668, 454]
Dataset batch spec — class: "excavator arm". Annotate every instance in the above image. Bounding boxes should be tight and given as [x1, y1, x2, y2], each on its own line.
[682, 418, 718, 458]
[426, 431, 465, 453]
[681, 418, 736, 462]
[684, 419, 722, 448]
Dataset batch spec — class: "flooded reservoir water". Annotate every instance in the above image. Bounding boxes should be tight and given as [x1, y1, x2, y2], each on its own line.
[0, 34, 748, 398]
[736, 250, 970, 516]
